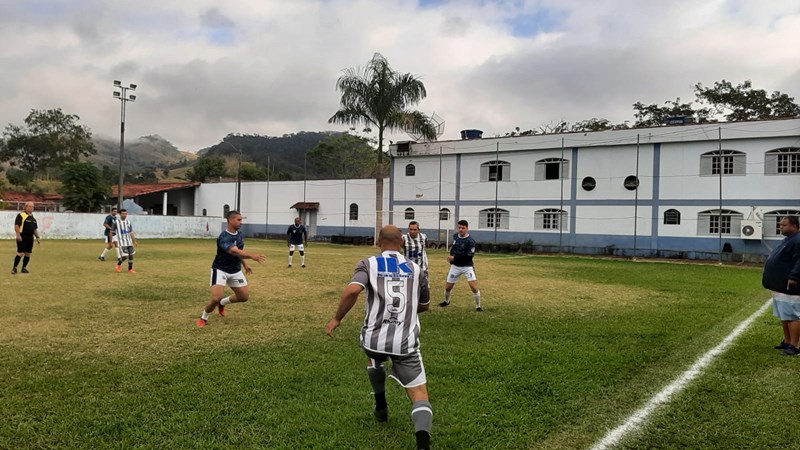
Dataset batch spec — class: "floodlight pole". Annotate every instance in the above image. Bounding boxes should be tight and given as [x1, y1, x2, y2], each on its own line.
[113, 80, 137, 211]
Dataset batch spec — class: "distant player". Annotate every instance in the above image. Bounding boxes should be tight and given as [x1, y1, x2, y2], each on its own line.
[98, 207, 118, 261]
[325, 224, 432, 450]
[287, 217, 308, 268]
[439, 220, 482, 311]
[196, 210, 266, 327]
[402, 221, 428, 273]
[113, 209, 138, 273]
[12, 201, 40, 274]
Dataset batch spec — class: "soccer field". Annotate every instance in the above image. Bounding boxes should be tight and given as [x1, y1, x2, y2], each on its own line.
[2, 239, 798, 449]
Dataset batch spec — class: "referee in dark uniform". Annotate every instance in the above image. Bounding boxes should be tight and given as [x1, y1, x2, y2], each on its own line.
[12, 201, 40, 274]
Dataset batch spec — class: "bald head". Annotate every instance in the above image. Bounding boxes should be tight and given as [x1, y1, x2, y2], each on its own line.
[378, 224, 403, 251]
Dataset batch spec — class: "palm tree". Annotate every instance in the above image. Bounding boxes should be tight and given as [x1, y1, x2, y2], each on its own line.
[329, 53, 436, 241]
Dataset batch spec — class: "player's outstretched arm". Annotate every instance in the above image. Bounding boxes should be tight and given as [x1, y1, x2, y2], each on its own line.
[325, 283, 364, 336]
[228, 246, 266, 264]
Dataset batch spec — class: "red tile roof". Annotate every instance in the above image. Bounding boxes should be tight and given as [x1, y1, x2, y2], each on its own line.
[111, 182, 200, 198]
[1, 191, 63, 203]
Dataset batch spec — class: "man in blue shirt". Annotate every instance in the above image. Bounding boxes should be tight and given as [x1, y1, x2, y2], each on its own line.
[287, 217, 308, 268]
[196, 211, 267, 327]
[763, 215, 800, 356]
[439, 220, 482, 311]
[98, 207, 118, 261]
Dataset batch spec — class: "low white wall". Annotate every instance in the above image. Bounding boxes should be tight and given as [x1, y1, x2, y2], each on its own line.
[0, 212, 219, 239]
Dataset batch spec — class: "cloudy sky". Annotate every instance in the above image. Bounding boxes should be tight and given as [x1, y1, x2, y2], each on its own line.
[1, 0, 799, 152]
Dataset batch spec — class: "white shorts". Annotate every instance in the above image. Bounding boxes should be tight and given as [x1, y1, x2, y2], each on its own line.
[446, 265, 477, 283]
[210, 269, 248, 288]
[289, 244, 305, 252]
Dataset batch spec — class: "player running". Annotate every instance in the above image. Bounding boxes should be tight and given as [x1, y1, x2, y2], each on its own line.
[439, 220, 482, 311]
[196, 210, 266, 327]
[113, 209, 138, 273]
[287, 216, 308, 268]
[98, 207, 118, 261]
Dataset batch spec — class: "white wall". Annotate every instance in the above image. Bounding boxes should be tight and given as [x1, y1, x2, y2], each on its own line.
[0, 212, 217, 239]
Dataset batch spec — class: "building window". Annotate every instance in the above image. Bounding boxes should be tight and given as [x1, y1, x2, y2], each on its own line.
[405, 208, 415, 220]
[405, 164, 416, 176]
[534, 209, 568, 231]
[479, 208, 509, 229]
[349, 203, 358, 220]
[439, 208, 450, 221]
[700, 150, 746, 176]
[535, 158, 569, 181]
[763, 210, 800, 237]
[765, 148, 800, 174]
[623, 175, 639, 190]
[663, 209, 680, 225]
[581, 177, 596, 191]
[202, 208, 207, 216]
[697, 209, 743, 235]
[480, 160, 510, 182]
[223, 204, 230, 217]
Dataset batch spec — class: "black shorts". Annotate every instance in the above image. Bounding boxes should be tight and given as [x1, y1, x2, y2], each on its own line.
[17, 235, 34, 253]
[105, 233, 113, 243]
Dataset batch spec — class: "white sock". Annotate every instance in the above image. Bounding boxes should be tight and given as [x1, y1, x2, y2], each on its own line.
[444, 290, 451, 302]
[301, 255, 305, 265]
[200, 310, 210, 320]
[115, 246, 121, 260]
[100, 248, 108, 257]
[220, 296, 231, 306]
[288, 254, 293, 265]
[473, 291, 481, 308]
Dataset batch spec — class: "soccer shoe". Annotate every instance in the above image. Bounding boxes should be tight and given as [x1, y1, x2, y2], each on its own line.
[98, 256, 105, 261]
[195, 318, 207, 328]
[438, 300, 450, 307]
[781, 345, 800, 356]
[301, 264, 306, 268]
[374, 407, 388, 422]
[21, 268, 29, 274]
[476, 306, 483, 312]
[115, 264, 121, 273]
[11, 268, 17, 275]
[774, 341, 791, 350]
[287, 264, 292, 268]
[128, 269, 136, 274]
[218, 304, 226, 317]
[416, 430, 430, 450]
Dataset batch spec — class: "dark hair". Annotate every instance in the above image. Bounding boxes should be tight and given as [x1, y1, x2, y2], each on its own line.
[458, 220, 469, 227]
[226, 210, 241, 219]
[111, 207, 118, 211]
[408, 221, 419, 227]
[119, 209, 127, 213]
[784, 216, 800, 228]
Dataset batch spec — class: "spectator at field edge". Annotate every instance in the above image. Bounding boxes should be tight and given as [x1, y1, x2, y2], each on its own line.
[325, 225, 432, 450]
[12, 201, 40, 274]
[762, 215, 800, 356]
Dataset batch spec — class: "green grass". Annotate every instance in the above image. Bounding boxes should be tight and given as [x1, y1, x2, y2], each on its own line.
[0, 240, 796, 449]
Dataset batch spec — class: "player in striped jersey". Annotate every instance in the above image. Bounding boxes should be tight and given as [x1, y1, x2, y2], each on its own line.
[112, 209, 138, 273]
[402, 221, 428, 273]
[326, 225, 432, 450]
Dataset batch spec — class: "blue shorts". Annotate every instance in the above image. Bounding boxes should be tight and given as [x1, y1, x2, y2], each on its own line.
[772, 292, 800, 321]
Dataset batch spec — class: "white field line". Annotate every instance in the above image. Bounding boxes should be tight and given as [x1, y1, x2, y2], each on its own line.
[591, 298, 772, 450]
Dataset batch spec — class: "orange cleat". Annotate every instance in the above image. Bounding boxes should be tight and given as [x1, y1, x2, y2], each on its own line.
[115, 264, 121, 273]
[195, 318, 207, 328]
[218, 304, 226, 317]
[128, 269, 136, 273]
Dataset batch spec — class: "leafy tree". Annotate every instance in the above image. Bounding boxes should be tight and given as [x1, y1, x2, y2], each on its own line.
[632, 98, 709, 127]
[570, 118, 614, 132]
[59, 162, 108, 212]
[187, 156, 228, 182]
[6, 168, 33, 188]
[1, 108, 95, 174]
[329, 53, 437, 235]
[239, 162, 269, 181]
[694, 79, 800, 121]
[307, 133, 377, 179]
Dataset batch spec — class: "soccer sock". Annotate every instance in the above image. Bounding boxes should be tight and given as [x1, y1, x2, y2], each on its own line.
[115, 246, 121, 260]
[301, 254, 305, 265]
[288, 252, 293, 265]
[22, 256, 30, 268]
[444, 290, 451, 303]
[200, 310, 210, 320]
[367, 366, 387, 408]
[13, 255, 21, 268]
[220, 296, 231, 306]
[100, 248, 109, 258]
[473, 291, 481, 308]
[128, 260, 133, 270]
[411, 400, 433, 433]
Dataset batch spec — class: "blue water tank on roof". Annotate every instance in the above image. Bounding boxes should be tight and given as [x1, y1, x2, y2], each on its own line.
[460, 129, 483, 139]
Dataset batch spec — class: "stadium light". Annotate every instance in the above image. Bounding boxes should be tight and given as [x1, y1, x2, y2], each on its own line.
[113, 80, 138, 211]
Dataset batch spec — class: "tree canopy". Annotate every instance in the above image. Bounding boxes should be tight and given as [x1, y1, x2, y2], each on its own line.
[187, 156, 228, 182]
[1, 108, 95, 174]
[59, 161, 108, 212]
[307, 133, 377, 179]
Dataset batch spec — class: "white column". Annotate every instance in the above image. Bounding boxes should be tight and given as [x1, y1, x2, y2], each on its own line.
[162, 192, 168, 215]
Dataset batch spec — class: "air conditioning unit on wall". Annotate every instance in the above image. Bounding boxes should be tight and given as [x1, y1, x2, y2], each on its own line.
[740, 220, 763, 240]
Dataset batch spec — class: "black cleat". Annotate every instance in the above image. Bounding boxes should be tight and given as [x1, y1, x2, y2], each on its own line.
[476, 306, 483, 312]
[781, 345, 800, 356]
[287, 264, 292, 268]
[11, 268, 17, 275]
[416, 430, 430, 450]
[774, 341, 790, 350]
[438, 300, 450, 307]
[21, 268, 29, 274]
[374, 407, 388, 422]
[301, 264, 306, 268]
[98, 256, 105, 261]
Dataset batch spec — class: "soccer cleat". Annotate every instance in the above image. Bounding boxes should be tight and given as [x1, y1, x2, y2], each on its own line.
[195, 318, 207, 328]
[98, 256, 105, 261]
[774, 341, 791, 350]
[115, 264, 121, 273]
[781, 345, 800, 356]
[415, 430, 430, 450]
[476, 306, 483, 312]
[11, 268, 17, 275]
[21, 268, 29, 274]
[218, 304, 226, 317]
[301, 264, 306, 268]
[438, 300, 450, 307]
[287, 264, 292, 268]
[128, 269, 136, 273]
[374, 407, 388, 422]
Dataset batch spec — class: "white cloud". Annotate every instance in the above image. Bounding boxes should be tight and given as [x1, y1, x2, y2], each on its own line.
[0, 0, 798, 152]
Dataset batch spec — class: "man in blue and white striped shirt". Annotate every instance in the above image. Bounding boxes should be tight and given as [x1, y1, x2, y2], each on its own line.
[402, 221, 428, 274]
[112, 209, 138, 273]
